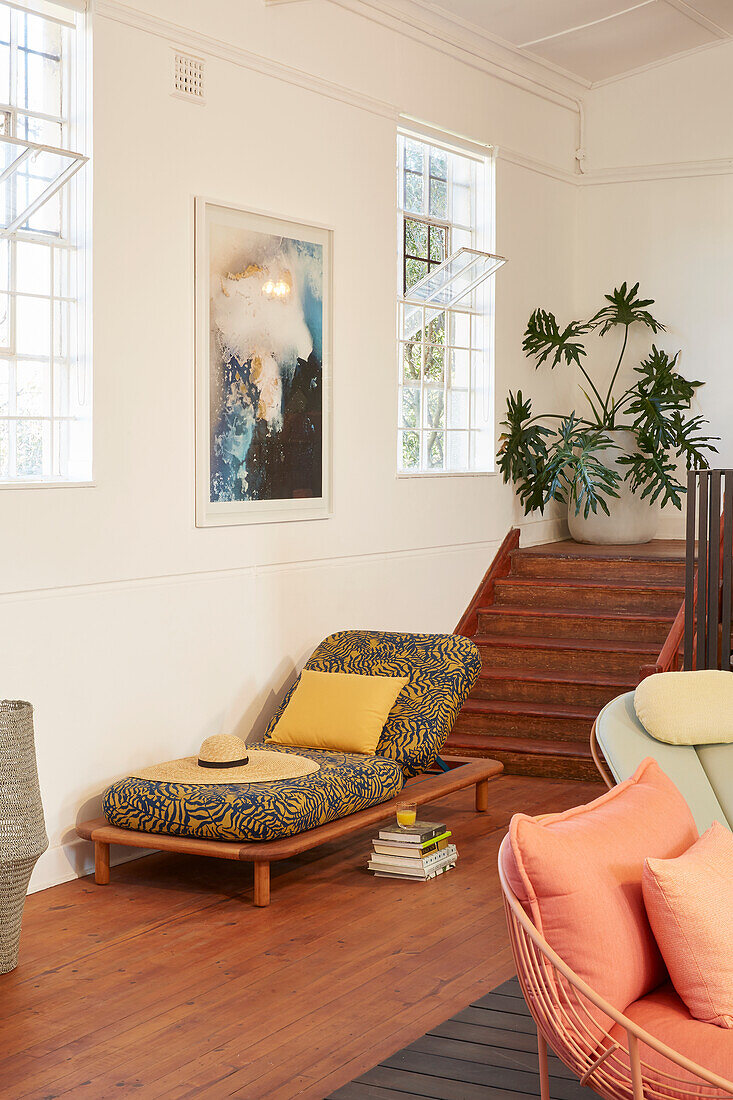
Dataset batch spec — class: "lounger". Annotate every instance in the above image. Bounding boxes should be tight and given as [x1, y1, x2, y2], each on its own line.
[77, 630, 503, 905]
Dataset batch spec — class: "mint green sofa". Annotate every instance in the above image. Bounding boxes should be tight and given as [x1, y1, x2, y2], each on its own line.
[594, 691, 733, 833]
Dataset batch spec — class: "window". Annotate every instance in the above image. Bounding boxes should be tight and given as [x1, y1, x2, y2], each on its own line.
[0, 0, 90, 485]
[397, 132, 493, 475]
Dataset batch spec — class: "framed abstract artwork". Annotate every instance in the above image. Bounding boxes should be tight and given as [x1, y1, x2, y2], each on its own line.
[195, 199, 332, 526]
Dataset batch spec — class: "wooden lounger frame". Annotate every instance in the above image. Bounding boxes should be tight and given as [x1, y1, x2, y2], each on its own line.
[76, 755, 503, 907]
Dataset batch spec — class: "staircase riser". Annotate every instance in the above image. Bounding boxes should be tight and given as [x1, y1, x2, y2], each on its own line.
[453, 711, 591, 742]
[477, 612, 670, 645]
[472, 678, 629, 708]
[511, 555, 685, 584]
[443, 744, 599, 781]
[478, 643, 653, 676]
[494, 582, 684, 615]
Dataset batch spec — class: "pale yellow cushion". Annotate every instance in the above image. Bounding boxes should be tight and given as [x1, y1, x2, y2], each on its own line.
[268, 669, 408, 755]
[634, 670, 733, 746]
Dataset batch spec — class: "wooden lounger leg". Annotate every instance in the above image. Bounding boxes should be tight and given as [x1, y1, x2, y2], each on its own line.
[94, 840, 110, 885]
[475, 778, 489, 813]
[253, 861, 270, 907]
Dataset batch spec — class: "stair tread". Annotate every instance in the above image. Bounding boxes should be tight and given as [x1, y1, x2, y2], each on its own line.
[476, 668, 635, 688]
[461, 699, 598, 720]
[495, 577, 684, 592]
[514, 540, 686, 564]
[473, 633, 659, 654]
[449, 734, 594, 759]
[477, 607, 675, 624]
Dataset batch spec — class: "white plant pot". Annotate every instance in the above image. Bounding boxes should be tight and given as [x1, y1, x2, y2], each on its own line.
[567, 430, 661, 545]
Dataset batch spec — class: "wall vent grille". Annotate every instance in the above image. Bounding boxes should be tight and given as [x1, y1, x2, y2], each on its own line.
[172, 51, 205, 103]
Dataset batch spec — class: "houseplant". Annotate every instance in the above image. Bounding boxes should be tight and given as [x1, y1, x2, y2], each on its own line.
[497, 283, 717, 543]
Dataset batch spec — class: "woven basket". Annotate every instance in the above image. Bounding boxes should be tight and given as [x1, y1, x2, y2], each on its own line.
[0, 700, 47, 975]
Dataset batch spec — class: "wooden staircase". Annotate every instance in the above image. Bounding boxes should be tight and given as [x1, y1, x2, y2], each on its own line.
[446, 532, 687, 780]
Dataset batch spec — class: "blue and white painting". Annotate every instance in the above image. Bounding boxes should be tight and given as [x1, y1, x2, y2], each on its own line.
[196, 203, 331, 526]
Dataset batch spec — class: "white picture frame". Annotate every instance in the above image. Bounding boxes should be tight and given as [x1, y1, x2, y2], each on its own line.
[195, 198, 333, 526]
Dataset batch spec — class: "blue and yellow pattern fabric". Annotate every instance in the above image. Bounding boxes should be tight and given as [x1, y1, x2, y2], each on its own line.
[103, 746, 404, 843]
[265, 630, 481, 778]
[102, 630, 479, 842]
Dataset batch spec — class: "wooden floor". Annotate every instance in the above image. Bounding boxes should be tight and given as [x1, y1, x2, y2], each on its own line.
[329, 976, 600, 1099]
[3, 774, 604, 1099]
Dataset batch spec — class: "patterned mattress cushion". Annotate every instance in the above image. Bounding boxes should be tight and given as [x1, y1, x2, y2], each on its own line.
[264, 630, 481, 777]
[102, 746, 404, 842]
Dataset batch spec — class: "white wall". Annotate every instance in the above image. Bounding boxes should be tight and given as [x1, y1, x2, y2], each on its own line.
[2, 0, 580, 891]
[578, 43, 733, 495]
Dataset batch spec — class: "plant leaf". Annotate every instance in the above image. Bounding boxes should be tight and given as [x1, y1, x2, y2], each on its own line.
[588, 282, 665, 337]
[496, 390, 553, 515]
[522, 309, 590, 369]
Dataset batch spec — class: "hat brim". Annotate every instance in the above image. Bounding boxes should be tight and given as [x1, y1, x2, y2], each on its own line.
[129, 748, 320, 786]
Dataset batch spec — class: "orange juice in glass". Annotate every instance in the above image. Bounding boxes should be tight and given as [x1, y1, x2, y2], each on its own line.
[396, 801, 417, 829]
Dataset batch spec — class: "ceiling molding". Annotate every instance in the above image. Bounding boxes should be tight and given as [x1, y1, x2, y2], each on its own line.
[93, 0, 398, 120]
[662, 0, 729, 38]
[326, 0, 589, 106]
[583, 156, 733, 185]
[589, 32, 732, 88]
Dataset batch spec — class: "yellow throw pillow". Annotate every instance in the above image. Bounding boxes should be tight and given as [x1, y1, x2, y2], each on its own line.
[634, 669, 733, 745]
[268, 669, 408, 755]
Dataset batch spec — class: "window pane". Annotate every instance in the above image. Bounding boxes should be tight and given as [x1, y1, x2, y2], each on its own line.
[405, 219, 427, 259]
[405, 256, 427, 290]
[424, 346, 443, 383]
[0, 293, 9, 348]
[401, 386, 419, 429]
[429, 225, 447, 263]
[448, 312, 471, 349]
[402, 341, 421, 381]
[449, 348, 470, 387]
[0, 359, 7, 412]
[0, 419, 7, 477]
[16, 359, 48, 415]
[425, 429, 444, 469]
[404, 171, 424, 214]
[16, 295, 50, 355]
[425, 311, 445, 345]
[471, 429, 492, 470]
[16, 241, 51, 295]
[15, 417, 48, 476]
[448, 389, 468, 429]
[400, 429, 419, 469]
[16, 114, 63, 147]
[0, 7, 9, 109]
[0, 239, 9, 293]
[15, 13, 62, 117]
[404, 140, 423, 173]
[429, 178, 447, 219]
[54, 300, 70, 358]
[425, 389, 444, 429]
[447, 431, 468, 470]
[429, 150, 447, 181]
[451, 185, 472, 226]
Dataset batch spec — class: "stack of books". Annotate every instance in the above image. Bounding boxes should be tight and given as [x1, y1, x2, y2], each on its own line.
[368, 820, 458, 881]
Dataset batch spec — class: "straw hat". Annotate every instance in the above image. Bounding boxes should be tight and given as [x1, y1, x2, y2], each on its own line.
[129, 734, 320, 786]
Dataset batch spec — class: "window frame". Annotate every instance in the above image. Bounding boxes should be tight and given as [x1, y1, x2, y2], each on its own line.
[396, 125, 496, 479]
[0, 0, 91, 490]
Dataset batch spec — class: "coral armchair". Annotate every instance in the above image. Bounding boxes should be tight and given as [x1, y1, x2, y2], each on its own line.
[497, 758, 733, 1099]
[499, 839, 733, 1099]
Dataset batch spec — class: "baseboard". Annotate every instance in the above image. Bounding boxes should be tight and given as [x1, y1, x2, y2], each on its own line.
[28, 836, 153, 895]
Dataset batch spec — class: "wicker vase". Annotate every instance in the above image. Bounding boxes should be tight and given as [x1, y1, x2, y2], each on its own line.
[0, 701, 47, 974]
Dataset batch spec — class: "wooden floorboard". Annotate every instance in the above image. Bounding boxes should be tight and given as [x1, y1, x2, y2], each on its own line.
[2, 773, 604, 1099]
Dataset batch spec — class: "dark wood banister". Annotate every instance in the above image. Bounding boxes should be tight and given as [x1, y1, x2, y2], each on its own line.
[639, 511, 725, 681]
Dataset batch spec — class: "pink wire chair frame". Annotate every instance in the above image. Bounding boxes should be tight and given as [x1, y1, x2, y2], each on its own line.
[498, 835, 733, 1100]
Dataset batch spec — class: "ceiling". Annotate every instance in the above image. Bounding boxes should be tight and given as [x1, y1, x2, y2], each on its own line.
[415, 0, 733, 84]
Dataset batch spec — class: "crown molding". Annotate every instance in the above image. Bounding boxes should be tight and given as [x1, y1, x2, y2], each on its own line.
[92, 0, 398, 121]
[495, 146, 578, 186]
[585, 156, 733, 185]
[326, 0, 588, 112]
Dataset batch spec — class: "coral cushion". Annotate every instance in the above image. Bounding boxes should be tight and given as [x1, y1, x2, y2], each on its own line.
[612, 983, 733, 1096]
[504, 758, 698, 1014]
[643, 821, 733, 1029]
